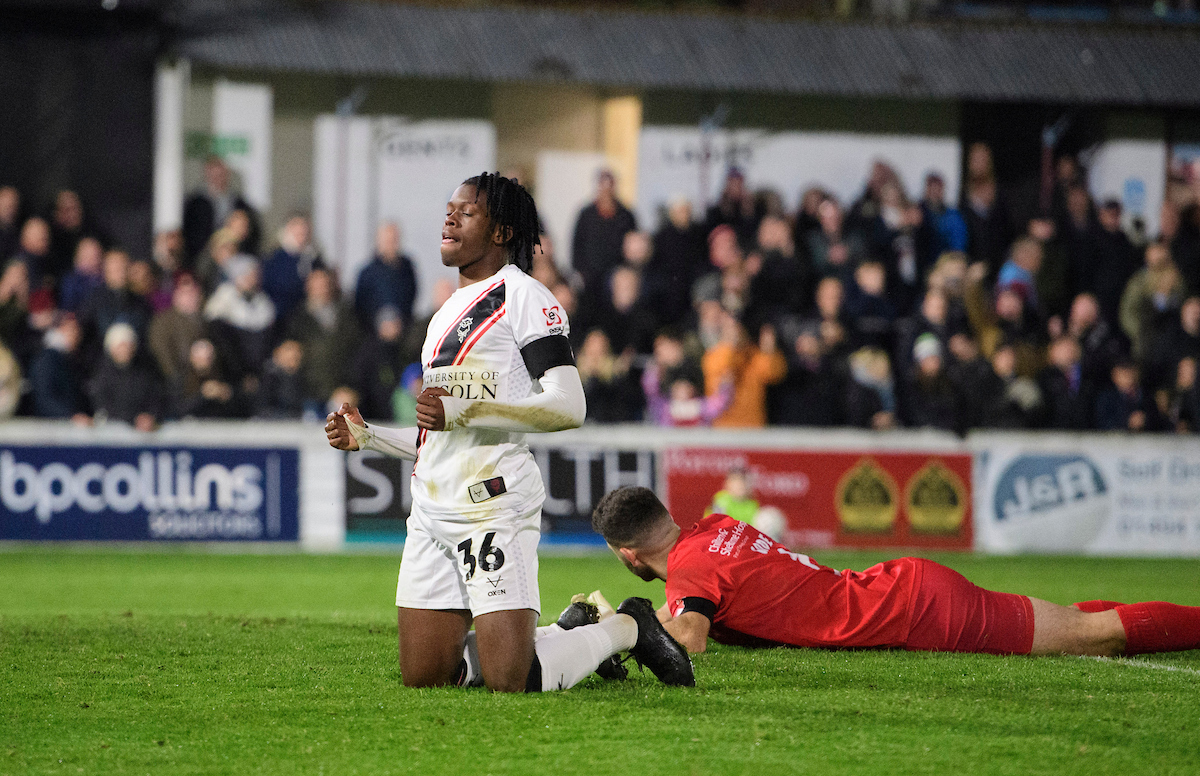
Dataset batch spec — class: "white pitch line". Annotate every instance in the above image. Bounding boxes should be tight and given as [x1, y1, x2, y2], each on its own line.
[1082, 655, 1200, 676]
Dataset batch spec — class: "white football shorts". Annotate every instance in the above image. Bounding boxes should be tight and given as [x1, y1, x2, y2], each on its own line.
[395, 500, 541, 617]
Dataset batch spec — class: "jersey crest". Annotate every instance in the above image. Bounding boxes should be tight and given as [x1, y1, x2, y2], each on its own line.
[456, 317, 474, 343]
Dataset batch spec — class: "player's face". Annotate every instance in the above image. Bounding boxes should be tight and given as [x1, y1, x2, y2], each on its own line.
[442, 184, 500, 271]
[612, 544, 659, 582]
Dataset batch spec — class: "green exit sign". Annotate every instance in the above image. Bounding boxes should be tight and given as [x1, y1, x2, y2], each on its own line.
[186, 132, 250, 159]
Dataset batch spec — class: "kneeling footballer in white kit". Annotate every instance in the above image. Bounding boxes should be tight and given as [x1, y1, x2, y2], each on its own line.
[326, 172, 692, 691]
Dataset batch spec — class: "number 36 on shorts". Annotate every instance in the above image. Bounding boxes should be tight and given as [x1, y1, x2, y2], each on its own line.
[456, 532, 506, 581]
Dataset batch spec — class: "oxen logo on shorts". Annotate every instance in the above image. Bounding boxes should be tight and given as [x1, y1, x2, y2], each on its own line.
[456, 317, 473, 343]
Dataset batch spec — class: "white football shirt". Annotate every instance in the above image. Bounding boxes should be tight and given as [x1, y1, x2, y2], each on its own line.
[413, 263, 570, 521]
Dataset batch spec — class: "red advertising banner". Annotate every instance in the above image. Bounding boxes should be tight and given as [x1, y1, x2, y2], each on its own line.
[662, 447, 972, 550]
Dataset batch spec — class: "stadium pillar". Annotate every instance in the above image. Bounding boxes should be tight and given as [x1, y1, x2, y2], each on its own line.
[602, 95, 642, 208]
[153, 60, 187, 234]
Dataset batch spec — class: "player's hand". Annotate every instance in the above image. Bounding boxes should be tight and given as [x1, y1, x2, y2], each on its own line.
[325, 402, 365, 450]
[416, 387, 450, 431]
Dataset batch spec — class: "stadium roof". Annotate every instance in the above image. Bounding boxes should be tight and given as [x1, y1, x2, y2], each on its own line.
[171, 1, 1200, 107]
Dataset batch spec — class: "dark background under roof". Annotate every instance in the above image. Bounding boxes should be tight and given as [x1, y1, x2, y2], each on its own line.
[169, 0, 1200, 107]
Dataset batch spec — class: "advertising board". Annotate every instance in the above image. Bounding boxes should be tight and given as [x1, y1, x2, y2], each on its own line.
[662, 447, 972, 550]
[974, 439, 1200, 555]
[313, 115, 496, 313]
[0, 445, 299, 542]
[637, 126, 960, 231]
[345, 445, 655, 544]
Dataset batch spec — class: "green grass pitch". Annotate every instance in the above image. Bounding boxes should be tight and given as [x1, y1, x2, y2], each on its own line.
[2, 548, 1199, 775]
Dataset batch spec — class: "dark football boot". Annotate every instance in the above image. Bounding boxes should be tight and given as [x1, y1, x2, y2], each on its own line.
[616, 597, 695, 687]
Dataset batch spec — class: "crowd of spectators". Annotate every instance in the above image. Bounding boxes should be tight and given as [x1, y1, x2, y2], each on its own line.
[0, 157, 426, 429]
[2, 144, 1199, 434]
[561, 150, 1200, 435]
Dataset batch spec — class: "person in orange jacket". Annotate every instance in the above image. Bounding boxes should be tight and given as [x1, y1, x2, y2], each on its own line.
[701, 310, 786, 427]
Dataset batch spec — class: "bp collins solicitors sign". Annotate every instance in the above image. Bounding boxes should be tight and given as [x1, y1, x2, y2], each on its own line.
[0, 446, 299, 541]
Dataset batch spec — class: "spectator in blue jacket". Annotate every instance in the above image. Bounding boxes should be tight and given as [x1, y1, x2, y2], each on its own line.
[58, 237, 104, 313]
[1094, 359, 1159, 432]
[262, 213, 323, 326]
[354, 221, 417, 330]
[918, 172, 968, 267]
[28, 314, 89, 422]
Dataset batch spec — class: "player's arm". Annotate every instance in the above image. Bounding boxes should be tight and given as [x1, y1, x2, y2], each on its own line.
[664, 612, 712, 654]
[659, 597, 714, 654]
[325, 402, 418, 461]
[419, 360, 586, 434]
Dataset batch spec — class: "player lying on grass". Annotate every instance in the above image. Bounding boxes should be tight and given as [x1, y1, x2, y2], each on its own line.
[591, 486, 1200, 658]
[326, 172, 691, 692]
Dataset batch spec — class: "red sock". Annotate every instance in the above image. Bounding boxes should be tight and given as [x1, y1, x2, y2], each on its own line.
[1116, 602, 1200, 655]
[1074, 600, 1125, 613]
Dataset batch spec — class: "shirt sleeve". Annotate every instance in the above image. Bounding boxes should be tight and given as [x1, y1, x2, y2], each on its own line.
[680, 597, 717, 621]
[666, 538, 724, 616]
[348, 418, 418, 460]
[508, 274, 571, 349]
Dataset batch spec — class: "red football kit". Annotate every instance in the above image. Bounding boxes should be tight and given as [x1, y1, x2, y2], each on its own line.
[666, 514, 1035, 655]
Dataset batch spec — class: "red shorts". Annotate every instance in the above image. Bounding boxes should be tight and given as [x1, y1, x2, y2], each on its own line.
[905, 559, 1035, 655]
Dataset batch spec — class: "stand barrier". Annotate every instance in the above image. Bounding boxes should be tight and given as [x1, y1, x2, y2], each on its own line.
[3, 421, 1197, 555]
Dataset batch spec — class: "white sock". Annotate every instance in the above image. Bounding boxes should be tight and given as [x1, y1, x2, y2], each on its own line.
[459, 616, 639, 691]
[535, 614, 638, 691]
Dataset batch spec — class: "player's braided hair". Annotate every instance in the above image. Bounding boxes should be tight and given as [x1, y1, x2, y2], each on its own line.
[462, 172, 540, 273]
[592, 486, 672, 548]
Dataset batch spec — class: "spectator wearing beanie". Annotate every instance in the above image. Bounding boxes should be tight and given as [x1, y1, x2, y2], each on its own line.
[901, 333, 963, 434]
[87, 322, 164, 431]
[204, 254, 276, 383]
